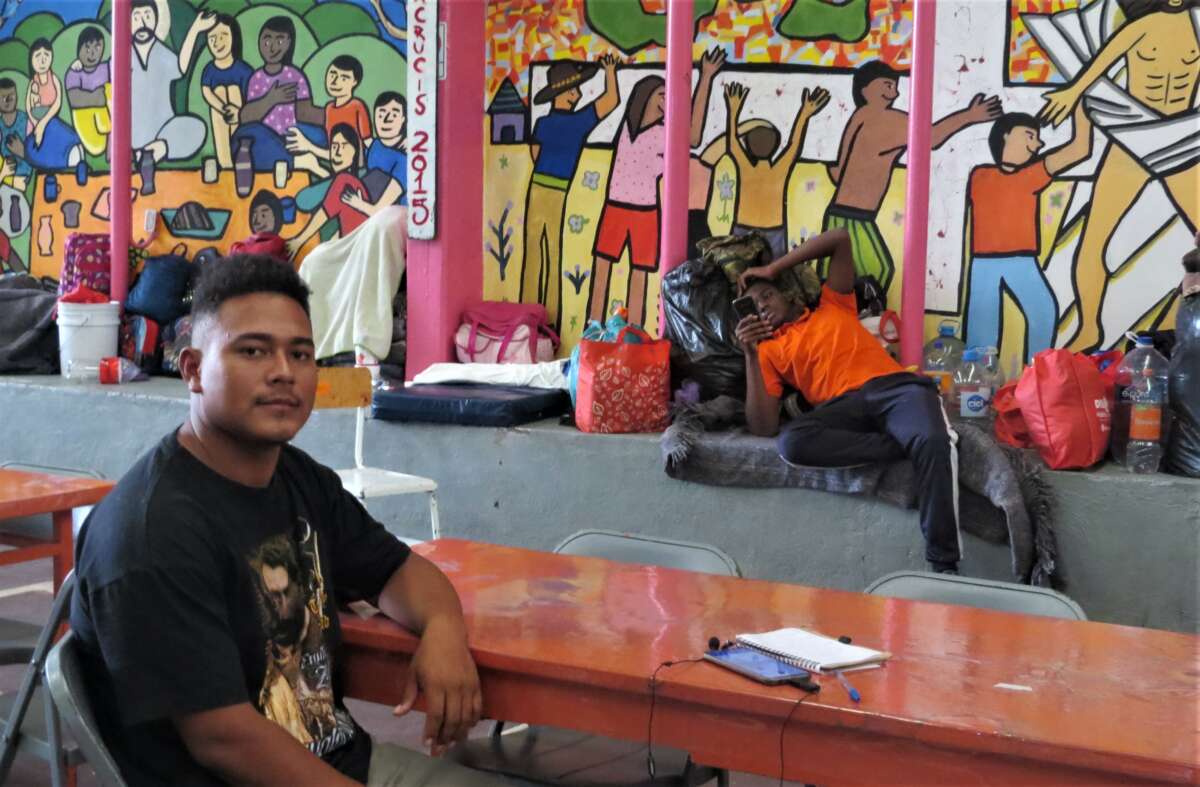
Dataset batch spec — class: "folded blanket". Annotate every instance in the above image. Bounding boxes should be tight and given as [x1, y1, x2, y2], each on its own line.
[662, 398, 1057, 586]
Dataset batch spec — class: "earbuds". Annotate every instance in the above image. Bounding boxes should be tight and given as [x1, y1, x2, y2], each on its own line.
[707, 637, 735, 651]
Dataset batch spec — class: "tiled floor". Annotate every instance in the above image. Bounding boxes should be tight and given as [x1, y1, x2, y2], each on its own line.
[0, 559, 788, 786]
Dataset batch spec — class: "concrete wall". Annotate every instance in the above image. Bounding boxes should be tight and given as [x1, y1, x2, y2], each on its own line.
[1, 376, 1196, 633]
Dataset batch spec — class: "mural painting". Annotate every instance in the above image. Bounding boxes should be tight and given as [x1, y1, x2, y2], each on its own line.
[0, 0, 407, 287]
[485, 0, 916, 349]
[485, 0, 1193, 372]
[941, 0, 1196, 367]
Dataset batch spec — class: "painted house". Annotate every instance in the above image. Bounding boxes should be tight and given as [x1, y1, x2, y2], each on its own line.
[486, 78, 526, 145]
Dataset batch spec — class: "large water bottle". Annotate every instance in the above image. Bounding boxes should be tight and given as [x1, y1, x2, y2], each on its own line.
[954, 348, 998, 418]
[923, 322, 964, 402]
[1112, 336, 1170, 473]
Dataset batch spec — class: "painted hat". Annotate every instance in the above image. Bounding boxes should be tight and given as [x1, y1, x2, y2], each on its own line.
[697, 119, 776, 165]
[534, 61, 601, 105]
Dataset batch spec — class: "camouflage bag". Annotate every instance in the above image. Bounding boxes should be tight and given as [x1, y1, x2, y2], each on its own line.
[696, 231, 821, 308]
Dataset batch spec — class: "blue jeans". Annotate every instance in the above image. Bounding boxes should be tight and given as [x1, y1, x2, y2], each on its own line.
[965, 254, 1057, 362]
[231, 122, 326, 172]
[25, 118, 80, 170]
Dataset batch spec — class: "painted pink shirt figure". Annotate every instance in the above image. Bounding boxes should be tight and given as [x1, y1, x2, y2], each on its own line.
[28, 72, 57, 129]
[246, 65, 310, 136]
[607, 122, 665, 207]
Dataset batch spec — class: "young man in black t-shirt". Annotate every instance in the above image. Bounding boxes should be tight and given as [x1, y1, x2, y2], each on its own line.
[70, 256, 510, 785]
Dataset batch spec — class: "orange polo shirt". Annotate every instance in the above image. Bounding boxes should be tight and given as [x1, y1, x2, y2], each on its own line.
[757, 285, 902, 405]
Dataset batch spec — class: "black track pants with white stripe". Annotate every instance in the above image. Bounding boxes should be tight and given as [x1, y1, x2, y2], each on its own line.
[777, 372, 961, 565]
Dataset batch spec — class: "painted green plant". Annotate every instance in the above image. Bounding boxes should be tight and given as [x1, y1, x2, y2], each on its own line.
[487, 201, 515, 280]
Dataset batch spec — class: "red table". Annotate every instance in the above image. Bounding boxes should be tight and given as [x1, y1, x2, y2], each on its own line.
[0, 469, 114, 591]
[340, 539, 1199, 785]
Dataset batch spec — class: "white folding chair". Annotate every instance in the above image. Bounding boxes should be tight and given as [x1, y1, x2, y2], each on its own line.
[865, 571, 1087, 620]
[0, 573, 85, 787]
[45, 631, 127, 786]
[317, 368, 440, 540]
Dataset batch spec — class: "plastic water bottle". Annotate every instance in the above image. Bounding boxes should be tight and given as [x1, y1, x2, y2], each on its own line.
[923, 323, 964, 402]
[1112, 336, 1169, 473]
[954, 348, 998, 418]
[979, 345, 1005, 386]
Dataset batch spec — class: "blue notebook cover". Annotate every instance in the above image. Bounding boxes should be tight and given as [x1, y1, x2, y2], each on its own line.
[703, 645, 811, 685]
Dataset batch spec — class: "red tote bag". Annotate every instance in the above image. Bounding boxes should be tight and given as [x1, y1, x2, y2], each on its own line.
[1014, 349, 1112, 469]
[575, 326, 671, 434]
[992, 381, 1032, 449]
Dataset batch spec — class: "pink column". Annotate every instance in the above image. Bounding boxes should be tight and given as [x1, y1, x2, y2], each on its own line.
[109, 0, 132, 304]
[900, 0, 937, 367]
[404, 0, 485, 379]
[659, 0, 693, 281]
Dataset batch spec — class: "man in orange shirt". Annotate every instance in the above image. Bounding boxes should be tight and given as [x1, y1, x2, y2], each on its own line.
[736, 229, 961, 573]
[964, 103, 1091, 361]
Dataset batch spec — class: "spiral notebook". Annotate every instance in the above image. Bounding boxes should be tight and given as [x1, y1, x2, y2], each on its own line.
[736, 628, 890, 673]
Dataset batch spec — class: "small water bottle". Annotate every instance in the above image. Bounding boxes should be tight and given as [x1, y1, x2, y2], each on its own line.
[1113, 335, 1169, 473]
[954, 348, 994, 418]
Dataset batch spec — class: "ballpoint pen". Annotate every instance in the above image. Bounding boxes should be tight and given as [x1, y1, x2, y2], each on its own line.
[835, 670, 861, 702]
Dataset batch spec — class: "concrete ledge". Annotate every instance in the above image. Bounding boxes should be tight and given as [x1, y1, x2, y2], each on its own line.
[1, 375, 1196, 633]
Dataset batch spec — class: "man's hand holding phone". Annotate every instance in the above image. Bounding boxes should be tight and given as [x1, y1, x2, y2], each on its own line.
[733, 296, 773, 355]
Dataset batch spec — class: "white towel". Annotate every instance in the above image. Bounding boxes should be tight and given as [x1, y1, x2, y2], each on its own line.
[412, 360, 568, 389]
[299, 206, 407, 362]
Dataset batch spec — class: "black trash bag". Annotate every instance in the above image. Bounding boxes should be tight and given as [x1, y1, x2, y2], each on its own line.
[0, 275, 59, 374]
[661, 257, 744, 401]
[1166, 251, 1200, 477]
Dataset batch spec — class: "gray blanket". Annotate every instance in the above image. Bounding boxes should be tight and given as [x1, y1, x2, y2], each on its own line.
[0, 276, 59, 374]
[662, 397, 1057, 586]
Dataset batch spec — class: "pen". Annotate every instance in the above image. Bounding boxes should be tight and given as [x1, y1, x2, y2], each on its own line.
[835, 670, 861, 702]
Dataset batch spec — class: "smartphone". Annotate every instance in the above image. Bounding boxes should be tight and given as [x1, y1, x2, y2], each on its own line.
[703, 645, 810, 685]
[732, 295, 759, 322]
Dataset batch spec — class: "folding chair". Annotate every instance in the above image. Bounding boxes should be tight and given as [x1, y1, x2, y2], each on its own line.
[45, 631, 127, 787]
[317, 367, 440, 540]
[865, 571, 1087, 620]
[449, 531, 736, 786]
[0, 572, 83, 787]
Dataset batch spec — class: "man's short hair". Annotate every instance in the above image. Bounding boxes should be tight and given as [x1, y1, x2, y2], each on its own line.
[191, 255, 310, 326]
[0, 78, 15, 93]
[131, 0, 156, 15]
[988, 112, 1038, 164]
[852, 60, 903, 107]
[374, 90, 405, 112]
[330, 54, 363, 85]
[77, 26, 104, 54]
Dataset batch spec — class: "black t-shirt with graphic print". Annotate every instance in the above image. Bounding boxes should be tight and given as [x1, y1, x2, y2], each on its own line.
[69, 431, 411, 786]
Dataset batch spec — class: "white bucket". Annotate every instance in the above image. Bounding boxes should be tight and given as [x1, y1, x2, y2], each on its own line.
[57, 300, 120, 381]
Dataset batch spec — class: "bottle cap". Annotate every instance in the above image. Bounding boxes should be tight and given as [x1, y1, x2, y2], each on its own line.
[963, 349, 980, 362]
[939, 324, 957, 337]
[1136, 336, 1153, 346]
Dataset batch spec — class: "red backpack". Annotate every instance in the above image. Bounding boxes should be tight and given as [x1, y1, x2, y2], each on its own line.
[455, 302, 560, 364]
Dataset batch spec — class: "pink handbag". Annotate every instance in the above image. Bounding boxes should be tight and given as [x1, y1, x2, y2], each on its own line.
[59, 233, 112, 296]
[455, 302, 559, 364]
